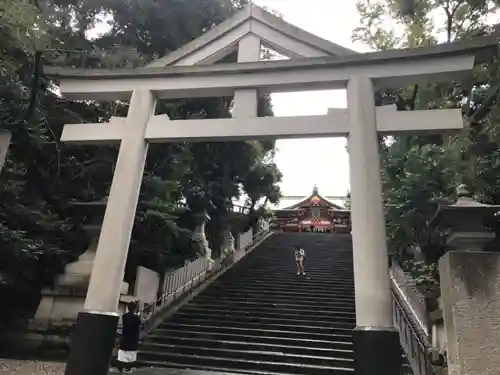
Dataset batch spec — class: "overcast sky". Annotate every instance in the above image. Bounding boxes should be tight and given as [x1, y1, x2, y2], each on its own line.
[253, 0, 368, 201]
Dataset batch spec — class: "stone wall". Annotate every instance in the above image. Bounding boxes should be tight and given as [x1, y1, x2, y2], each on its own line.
[134, 266, 160, 308]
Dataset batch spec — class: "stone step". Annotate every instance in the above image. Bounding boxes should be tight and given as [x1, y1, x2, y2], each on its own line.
[146, 329, 353, 350]
[227, 263, 354, 269]
[177, 305, 356, 321]
[164, 316, 355, 332]
[139, 345, 354, 368]
[196, 294, 355, 306]
[210, 277, 355, 288]
[228, 260, 353, 265]
[200, 288, 355, 300]
[135, 360, 354, 375]
[155, 323, 352, 341]
[190, 297, 356, 311]
[136, 353, 354, 375]
[222, 273, 354, 281]
[169, 311, 355, 327]
[204, 285, 355, 296]
[141, 337, 353, 356]
[171, 307, 354, 323]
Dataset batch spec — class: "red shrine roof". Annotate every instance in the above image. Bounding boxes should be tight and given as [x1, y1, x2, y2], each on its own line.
[278, 186, 344, 211]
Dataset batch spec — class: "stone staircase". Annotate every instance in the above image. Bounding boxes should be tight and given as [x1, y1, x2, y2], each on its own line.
[138, 232, 413, 374]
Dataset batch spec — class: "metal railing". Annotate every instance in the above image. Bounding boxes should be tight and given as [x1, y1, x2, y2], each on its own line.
[391, 283, 439, 375]
[390, 262, 431, 336]
[138, 229, 269, 326]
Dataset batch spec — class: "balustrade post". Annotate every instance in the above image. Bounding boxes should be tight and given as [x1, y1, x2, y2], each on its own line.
[164, 274, 171, 303]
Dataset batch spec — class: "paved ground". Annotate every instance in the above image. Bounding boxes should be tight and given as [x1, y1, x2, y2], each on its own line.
[0, 360, 241, 375]
[0, 359, 65, 375]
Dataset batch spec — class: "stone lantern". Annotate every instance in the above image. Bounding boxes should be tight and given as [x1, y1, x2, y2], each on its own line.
[430, 185, 500, 375]
[191, 211, 213, 267]
[32, 200, 131, 328]
[221, 199, 236, 262]
[186, 186, 215, 267]
[428, 184, 500, 251]
[56, 201, 110, 288]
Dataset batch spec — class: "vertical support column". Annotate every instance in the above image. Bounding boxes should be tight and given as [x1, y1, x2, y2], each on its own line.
[346, 77, 401, 375]
[65, 90, 156, 375]
[232, 34, 260, 118]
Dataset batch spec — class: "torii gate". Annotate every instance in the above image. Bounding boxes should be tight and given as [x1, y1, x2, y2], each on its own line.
[45, 5, 496, 375]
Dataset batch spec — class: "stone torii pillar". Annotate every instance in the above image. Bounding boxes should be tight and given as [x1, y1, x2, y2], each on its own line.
[347, 77, 401, 375]
[64, 90, 156, 375]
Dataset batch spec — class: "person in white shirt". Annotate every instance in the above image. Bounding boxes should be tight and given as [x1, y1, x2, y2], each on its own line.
[294, 246, 306, 275]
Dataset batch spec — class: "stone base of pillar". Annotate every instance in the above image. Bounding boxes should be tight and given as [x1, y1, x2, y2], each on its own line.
[353, 327, 401, 375]
[65, 311, 119, 375]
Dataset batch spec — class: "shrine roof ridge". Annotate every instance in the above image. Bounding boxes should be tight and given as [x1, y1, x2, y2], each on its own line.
[45, 35, 497, 80]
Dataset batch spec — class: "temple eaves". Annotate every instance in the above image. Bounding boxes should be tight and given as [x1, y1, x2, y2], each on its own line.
[281, 187, 344, 211]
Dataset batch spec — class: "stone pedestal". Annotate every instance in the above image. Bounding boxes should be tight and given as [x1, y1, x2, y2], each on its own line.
[28, 202, 134, 355]
[33, 239, 130, 326]
[446, 232, 495, 251]
[439, 251, 500, 375]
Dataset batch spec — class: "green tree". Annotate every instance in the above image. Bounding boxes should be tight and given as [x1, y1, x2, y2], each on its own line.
[353, 0, 500, 259]
[242, 160, 282, 231]
[0, 0, 281, 323]
[344, 192, 351, 210]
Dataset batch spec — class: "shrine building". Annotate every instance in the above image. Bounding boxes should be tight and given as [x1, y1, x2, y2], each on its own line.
[271, 186, 351, 233]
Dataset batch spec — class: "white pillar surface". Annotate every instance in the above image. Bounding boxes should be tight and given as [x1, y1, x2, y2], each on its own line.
[84, 90, 156, 313]
[232, 34, 261, 118]
[347, 77, 393, 329]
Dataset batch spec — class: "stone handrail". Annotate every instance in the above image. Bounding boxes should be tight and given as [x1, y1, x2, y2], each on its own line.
[137, 229, 269, 330]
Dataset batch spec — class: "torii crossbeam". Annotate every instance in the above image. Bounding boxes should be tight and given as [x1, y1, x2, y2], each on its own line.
[60, 105, 463, 144]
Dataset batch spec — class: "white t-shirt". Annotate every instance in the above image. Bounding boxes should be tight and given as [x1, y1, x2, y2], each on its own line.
[295, 248, 305, 258]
